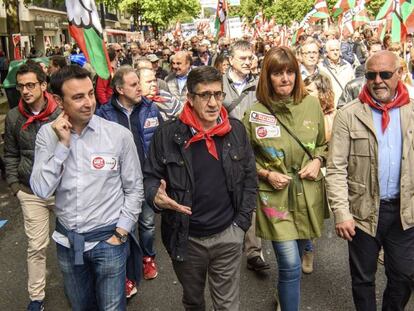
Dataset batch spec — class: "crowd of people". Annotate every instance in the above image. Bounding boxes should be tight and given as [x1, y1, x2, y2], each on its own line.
[2, 24, 414, 311]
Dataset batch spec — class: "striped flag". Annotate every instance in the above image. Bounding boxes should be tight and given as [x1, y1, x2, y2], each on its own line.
[214, 0, 228, 38]
[66, 0, 111, 79]
[332, 0, 357, 18]
[376, 0, 413, 42]
[292, 0, 330, 44]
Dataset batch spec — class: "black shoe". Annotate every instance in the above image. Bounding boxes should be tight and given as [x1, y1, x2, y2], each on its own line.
[247, 256, 270, 271]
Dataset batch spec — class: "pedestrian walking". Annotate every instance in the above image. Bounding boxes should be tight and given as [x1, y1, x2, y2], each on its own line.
[30, 65, 144, 311]
[243, 47, 328, 311]
[144, 66, 257, 310]
[326, 50, 414, 311]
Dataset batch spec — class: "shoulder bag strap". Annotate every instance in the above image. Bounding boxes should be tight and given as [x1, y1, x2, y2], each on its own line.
[323, 59, 345, 92]
[226, 91, 249, 114]
[267, 106, 314, 160]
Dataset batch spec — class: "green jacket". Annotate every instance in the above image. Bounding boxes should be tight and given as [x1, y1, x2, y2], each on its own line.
[243, 95, 328, 241]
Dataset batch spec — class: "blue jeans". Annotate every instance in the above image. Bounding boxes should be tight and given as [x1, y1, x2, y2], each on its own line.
[56, 241, 128, 311]
[272, 240, 306, 311]
[304, 239, 313, 252]
[138, 201, 155, 257]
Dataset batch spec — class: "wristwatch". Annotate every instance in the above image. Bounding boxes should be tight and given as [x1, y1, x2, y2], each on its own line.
[113, 230, 128, 243]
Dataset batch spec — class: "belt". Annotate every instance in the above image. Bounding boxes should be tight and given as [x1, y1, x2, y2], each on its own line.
[380, 197, 400, 205]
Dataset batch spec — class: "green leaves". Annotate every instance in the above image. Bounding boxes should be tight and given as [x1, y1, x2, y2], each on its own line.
[120, 0, 200, 28]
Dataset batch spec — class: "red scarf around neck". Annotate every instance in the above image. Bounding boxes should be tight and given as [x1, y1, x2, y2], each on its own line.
[359, 81, 410, 132]
[147, 94, 167, 103]
[179, 102, 232, 160]
[18, 91, 58, 130]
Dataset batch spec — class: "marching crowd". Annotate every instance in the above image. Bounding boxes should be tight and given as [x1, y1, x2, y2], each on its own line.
[2, 25, 414, 311]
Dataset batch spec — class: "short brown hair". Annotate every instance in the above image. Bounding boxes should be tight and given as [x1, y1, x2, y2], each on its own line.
[256, 46, 306, 105]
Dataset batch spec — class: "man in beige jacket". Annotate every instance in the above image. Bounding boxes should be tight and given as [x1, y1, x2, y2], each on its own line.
[326, 50, 414, 311]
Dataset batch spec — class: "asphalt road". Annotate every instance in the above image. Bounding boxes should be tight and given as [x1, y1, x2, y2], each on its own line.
[0, 177, 413, 311]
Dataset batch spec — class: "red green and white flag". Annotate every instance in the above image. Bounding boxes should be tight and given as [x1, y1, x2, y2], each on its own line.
[66, 0, 111, 79]
[332, 0, 357, 18]
[292, 0, 330, 44]
[376, 0, 414, 42]
[214, 0, 228, 38]
[339, 0, 371, 34]
[309, 0, 330, 23]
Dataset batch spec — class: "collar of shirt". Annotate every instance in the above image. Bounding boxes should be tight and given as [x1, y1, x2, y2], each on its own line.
[300, 64, 319, 79]
[116, 98, 134, 116]
[71, 114, 98, 135]
[372, 92, 398, 108]
[189, 116, 223, 136]
[176, 74, 188, 81]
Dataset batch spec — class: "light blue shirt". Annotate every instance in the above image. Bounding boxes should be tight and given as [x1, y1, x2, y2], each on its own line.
[371, 107, 402, 200]
[30, 115, 144, 250]
[176, 75, 188, 93]
[300, 64, 320, 79]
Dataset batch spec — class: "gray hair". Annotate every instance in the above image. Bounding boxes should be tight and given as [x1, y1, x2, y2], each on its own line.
[111, 65, 136, 93]
[229, 40, 252, 57]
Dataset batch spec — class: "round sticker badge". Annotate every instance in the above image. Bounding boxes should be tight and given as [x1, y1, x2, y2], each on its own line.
[92, 157, 105, 169]
[257, 126, 268, 138]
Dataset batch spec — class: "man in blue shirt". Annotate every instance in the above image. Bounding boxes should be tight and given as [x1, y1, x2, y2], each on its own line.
[326, 51, 414, 311]
[96, 66, 163, 298]
[30, 65, 143, 311]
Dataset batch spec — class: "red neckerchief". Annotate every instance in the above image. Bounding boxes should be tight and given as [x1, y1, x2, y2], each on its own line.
[179, 101, 232, 160]
[18, 91, 58, 130]
[359, 81, 409, 132]
[147, 94, 167, 103]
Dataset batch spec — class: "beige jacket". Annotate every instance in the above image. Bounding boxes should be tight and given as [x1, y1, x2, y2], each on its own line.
[326, 99, 414, 236]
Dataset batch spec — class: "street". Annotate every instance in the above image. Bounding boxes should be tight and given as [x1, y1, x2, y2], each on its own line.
[1, 176, 413, 310]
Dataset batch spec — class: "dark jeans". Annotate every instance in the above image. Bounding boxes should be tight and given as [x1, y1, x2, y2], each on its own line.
[138, 201, 156, 257]
[349, 200, 414, 311]
[56, 241, 128, 311]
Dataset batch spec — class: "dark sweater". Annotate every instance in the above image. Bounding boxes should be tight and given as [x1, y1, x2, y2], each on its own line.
[189, 136, 234, 237]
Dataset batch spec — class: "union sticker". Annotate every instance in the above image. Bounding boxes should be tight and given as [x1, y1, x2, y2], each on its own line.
[249, 111, 276, 126]
[255, 125, 281, 139]
[91, 155, 119, 171]
[144, 117, 159, 129]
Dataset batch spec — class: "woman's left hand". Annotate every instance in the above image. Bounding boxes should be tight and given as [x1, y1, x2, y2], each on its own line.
[298, 159, 321, 180]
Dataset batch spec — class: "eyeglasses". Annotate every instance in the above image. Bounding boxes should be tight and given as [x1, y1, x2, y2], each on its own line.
[16, 82, 40, 91]
[116, 49, 122, 52]
[365, 69, 398, 80]
[302, 51, 318, 55]
[192, 91, 226, 102]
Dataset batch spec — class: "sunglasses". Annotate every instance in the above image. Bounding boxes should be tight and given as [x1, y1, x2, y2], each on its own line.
[365, 69, 398, 80]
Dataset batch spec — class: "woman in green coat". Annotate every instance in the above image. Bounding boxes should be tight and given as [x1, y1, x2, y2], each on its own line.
[242, 47, 328, 311]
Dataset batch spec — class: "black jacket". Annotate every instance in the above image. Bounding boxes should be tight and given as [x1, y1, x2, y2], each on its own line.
[4, 101, 60, 194]
[143, 118, 258, 261]
[337, 76, 364, 109]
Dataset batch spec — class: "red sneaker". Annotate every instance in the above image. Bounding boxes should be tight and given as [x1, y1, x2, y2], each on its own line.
[143, 256, 158, 280]
[125, 278, 137, 299]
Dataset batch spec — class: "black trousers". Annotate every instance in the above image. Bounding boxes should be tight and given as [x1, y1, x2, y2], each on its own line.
[348, 200, 414, 311]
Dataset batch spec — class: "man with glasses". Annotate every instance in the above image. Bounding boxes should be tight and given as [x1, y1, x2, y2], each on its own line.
[161, 48, 172, 72]
[4, 61, 60, 311]
[321, 39, 355, 107]
[326, 50, 414, 311]
[193, 40, 212, 67]
[300, 38, 328, 79]
[223, 40, 269, 273]
[144, 66, 257, 310]
[111, 43, 125, 68]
